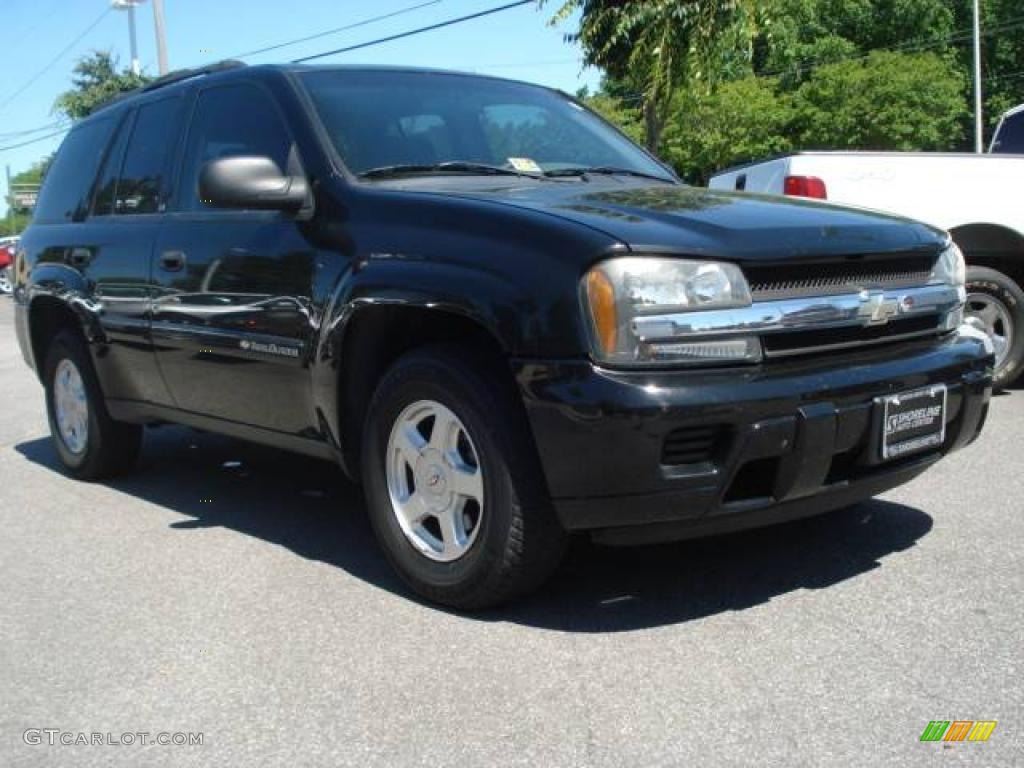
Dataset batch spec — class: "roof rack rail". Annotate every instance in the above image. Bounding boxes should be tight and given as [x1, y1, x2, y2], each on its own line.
[141, 59, 247, 92]
[95, 60, 247, 113]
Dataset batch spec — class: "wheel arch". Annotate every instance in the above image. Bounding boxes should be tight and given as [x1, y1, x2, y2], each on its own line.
[27, 295, 91, 384]
[330, 300, 526, 479]
[949, 222, 1024, 287]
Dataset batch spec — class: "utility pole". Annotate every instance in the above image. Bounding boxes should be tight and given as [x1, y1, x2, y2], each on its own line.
[152, 0, 169, 75]
[973, 0, 984, 153]
[5, 165, 12, 236]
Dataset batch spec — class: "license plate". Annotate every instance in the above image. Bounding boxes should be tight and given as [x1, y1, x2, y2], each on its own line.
[879, 385, 947, 461]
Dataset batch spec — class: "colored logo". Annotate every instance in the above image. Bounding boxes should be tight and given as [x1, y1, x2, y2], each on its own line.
[920, 721, 997, 742]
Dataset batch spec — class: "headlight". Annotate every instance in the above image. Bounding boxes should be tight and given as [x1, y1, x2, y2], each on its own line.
[931, 242, 966, 288]
[582, 257, 758, 365]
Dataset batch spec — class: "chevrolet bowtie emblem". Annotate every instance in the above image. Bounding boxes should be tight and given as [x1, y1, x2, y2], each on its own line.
[858, 290, 901, 326]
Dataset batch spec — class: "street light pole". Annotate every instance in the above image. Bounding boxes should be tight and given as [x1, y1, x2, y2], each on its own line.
[111, 1, 142, 75]
[152, 0, 169, 75]
[127, 2, 140, 75]
[973, 0, 983, 153]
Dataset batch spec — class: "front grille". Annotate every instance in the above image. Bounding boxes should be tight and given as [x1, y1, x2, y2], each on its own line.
[661, 425, 730, 466]
[762, 314, 941, 358]
[746, 255, 936, 300]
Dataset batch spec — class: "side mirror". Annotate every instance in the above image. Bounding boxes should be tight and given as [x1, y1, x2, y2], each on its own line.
[198, 155, 309, 212]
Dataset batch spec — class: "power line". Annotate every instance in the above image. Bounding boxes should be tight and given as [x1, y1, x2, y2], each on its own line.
[4, 0, 64, 52]
[0, 120, 69, 140]
[0, 127, 69, 154]
[230, 0, 445, 60]
[0, 7, 113, 117]
[292, 0, 534, 63]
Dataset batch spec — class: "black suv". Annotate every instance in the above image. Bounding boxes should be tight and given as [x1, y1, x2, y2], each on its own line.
[14, 62, 993, 608]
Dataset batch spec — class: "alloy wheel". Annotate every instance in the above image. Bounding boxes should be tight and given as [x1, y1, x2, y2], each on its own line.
[385, 399, 485, 562]
[54, 358, 89, 455]
[966, 292, 1014, 369]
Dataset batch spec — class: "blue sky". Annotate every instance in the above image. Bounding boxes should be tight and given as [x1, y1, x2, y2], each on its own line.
[1, 0, 599, 215]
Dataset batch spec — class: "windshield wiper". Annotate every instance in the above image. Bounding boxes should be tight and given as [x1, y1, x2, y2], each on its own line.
[543, 166, 676, 183]
[359, 161, 541, 180]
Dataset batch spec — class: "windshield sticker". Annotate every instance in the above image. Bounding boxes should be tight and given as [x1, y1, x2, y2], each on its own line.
[507, 157, 542, 173]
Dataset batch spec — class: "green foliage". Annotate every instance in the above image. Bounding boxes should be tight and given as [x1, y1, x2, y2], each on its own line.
[546, 0, 761, 148]
[953, 0, 1024, 133]
[563, 0, 1017, 180]
[54, 51, 151, 121]
[582, 93, 645, 145]
[657, 77, 794, 183]
[791, 51, 967, 150]
[0, 211, 31, 237]
[11, 156, 54, 187]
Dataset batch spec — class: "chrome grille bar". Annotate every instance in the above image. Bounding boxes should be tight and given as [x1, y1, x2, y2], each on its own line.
[632, 284, 965, 342]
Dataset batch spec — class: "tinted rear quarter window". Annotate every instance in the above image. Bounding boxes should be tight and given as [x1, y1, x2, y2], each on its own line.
[33, 116, 117, 223]
[114, 96, 182, 214]
[92, 112, 133, 216]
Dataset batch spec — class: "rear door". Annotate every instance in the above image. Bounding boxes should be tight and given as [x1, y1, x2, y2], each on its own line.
[150, 81, 316, 434]
[23, 99, 182, 406]
[81, 94, 185, 405]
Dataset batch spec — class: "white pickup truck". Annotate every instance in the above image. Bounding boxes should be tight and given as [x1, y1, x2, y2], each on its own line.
[709, 147, 1024, 388]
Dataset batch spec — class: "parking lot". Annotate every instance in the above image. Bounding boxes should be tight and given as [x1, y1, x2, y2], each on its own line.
[0, 293, 1021, 767]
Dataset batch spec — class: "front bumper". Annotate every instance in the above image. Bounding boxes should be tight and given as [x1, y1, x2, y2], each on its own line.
[515, 328, 992, 545]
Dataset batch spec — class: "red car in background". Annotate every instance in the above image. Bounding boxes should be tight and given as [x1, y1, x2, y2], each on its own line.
[0, 237, 16, 294]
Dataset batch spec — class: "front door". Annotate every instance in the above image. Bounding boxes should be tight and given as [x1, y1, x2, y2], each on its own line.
[150, 82, 316, 435]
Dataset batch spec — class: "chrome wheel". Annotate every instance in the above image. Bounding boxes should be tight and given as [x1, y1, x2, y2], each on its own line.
[385, 399, 484, 562]
[54, 359, 89, 455]
[967, 292, 1014, 369]
[0, 267, 11, 294]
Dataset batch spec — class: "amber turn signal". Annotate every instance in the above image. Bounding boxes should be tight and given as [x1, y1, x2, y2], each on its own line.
[585, 268, 618, 356]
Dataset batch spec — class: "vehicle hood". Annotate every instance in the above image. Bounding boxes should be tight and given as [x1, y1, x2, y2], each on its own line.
[399, 179, 946, 262]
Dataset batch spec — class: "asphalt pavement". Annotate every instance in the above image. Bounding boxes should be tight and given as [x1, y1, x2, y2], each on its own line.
[0, 294, 1021, 767]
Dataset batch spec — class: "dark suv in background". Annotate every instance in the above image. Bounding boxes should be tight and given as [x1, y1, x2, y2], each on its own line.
[14, 62, 993, 608]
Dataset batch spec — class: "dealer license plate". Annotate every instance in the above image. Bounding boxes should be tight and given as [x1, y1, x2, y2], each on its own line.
[879, 385, 948, 461]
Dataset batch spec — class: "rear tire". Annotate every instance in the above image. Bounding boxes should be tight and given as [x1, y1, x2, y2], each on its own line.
[43, 330, 142, 479]
[965, 266, 1024, 389]
[361, 344, 566, 610]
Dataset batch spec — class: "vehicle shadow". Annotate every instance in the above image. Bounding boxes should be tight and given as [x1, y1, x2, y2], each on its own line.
[16, 427, 934, 632]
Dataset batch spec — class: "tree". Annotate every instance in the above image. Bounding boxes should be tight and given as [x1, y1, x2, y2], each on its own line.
[659, 76, 794, 183]
[11, 156, 54, 188]
[952, 0, 1024, 137]
[581, 90, 645, 145]
[791, 51, 967, 150]
[547, 0, 761, 150]
[54, 51, 151, 121]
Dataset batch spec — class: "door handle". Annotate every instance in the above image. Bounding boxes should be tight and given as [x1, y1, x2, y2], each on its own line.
[67, 247, 93, 268]
[159, 250, 186, 272]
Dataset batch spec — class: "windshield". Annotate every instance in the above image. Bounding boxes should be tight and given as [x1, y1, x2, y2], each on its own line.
[992, 110, 1024, 153]
[298, 69, 673, 180]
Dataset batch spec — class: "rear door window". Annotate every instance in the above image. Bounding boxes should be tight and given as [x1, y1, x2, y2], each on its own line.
[33, 116, 118, 223]
[113, 96, 183, 214]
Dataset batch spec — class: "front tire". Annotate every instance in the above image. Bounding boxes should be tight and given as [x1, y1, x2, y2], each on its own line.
[361, 345, 566, 609]
[44, 330, 142, 479]
[965, 266, 1024, 389]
